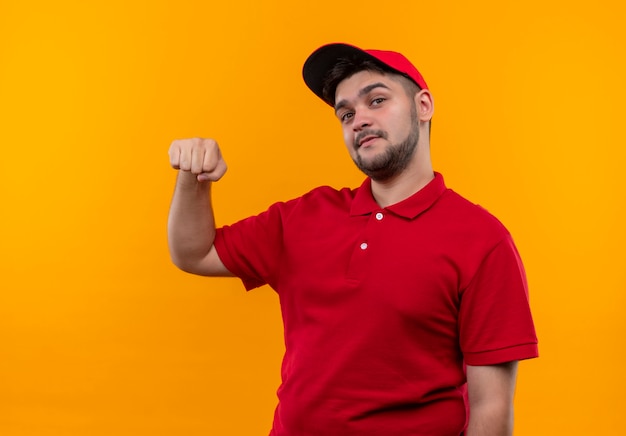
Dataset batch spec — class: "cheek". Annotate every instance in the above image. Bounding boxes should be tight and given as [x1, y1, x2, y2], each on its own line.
[387, 112, 410, 141]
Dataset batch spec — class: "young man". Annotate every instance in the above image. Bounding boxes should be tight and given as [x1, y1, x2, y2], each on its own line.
[168, 43, 538, 436]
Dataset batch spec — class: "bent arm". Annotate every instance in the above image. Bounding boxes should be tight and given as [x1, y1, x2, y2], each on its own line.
[168, 173, 232, 276]
[167, 138, 233, 277]
[466, 361, 518, 436]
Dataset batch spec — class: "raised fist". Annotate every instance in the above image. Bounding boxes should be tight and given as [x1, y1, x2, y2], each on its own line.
[169, 137, 227, 182]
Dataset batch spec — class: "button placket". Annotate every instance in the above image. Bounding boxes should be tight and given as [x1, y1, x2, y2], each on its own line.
[346, 211, 385, 281]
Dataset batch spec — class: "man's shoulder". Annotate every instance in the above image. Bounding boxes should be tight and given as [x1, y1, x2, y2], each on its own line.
[438, 188, 510, 236]
[267, 184, 358, 219]
[295, 184, 358, 205]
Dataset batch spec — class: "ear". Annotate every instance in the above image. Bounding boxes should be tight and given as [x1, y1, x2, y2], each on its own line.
[414, 89, 434, 123]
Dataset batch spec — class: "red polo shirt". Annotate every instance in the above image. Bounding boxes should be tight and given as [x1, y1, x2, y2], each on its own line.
[214, 173, 538, 436]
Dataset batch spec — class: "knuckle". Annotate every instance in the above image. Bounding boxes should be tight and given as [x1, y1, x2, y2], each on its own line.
[201, 138, 218, 150]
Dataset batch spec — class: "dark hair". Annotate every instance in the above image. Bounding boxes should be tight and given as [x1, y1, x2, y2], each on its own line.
[321, 57, 421, 106]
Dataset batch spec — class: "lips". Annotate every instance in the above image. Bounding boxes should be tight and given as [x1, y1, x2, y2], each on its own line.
[359, 135, 379, 148]
[355, 130, 387, 149]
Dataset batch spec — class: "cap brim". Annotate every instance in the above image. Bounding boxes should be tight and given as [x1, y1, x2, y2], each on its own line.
[302, 43, 383, 106]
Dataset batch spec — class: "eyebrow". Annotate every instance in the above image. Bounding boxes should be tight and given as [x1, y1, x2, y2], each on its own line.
[334, 82, 392, 115]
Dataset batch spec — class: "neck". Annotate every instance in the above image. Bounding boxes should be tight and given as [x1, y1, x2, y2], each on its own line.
[370, 142, 434, 208]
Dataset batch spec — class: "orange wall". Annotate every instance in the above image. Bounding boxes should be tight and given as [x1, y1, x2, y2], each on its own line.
[1, 1, 625, 434]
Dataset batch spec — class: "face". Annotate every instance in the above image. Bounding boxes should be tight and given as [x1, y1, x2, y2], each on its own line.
[334, 70, 420, 181]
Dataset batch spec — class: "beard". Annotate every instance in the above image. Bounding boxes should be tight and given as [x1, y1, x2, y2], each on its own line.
[352, 106, 420, 182]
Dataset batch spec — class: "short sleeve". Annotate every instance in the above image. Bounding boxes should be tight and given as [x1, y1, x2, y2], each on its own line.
[214, 201, 288, 291]
[459, 235, 538, 365]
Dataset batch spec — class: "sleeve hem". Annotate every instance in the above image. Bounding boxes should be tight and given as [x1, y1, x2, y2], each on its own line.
[464, 343, 539, 366]
[214, 229, 264, 291]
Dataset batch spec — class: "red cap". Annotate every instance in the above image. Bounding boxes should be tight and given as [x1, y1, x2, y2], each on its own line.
[302, 43, 428, 106]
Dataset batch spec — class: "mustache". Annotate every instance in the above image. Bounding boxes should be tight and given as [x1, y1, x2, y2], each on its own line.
[354, 129, 388, 149]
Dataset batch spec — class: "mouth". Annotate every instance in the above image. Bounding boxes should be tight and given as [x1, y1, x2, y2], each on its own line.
[359, 135, 379, 148]
[355, 130, 387, 149]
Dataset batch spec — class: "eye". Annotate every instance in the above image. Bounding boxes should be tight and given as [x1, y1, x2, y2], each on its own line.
[340, 111, 354, 123]
[371, 97, 386, 106]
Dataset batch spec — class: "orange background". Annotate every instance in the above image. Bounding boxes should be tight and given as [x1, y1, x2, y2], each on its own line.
[1, 0, 625, 434]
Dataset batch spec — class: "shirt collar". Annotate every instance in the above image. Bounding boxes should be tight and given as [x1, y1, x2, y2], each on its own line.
[350, 172, 447, 219]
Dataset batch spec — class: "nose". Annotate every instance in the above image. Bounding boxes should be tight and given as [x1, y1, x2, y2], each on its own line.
[352, 108, 373, 132]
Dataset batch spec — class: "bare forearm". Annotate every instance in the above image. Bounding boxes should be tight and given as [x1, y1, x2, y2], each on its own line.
[466, 362, 518, 436]
[168, 171, 216, 273]
[466, 403, 513, 436]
